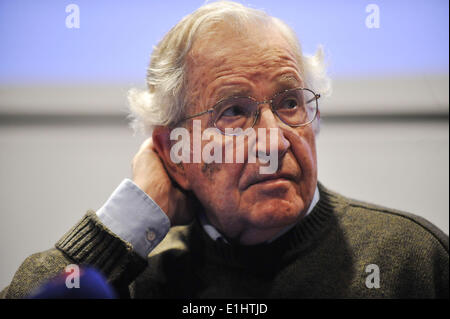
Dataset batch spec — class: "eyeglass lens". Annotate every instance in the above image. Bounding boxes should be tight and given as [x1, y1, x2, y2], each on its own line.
[213, 89, 317, 132]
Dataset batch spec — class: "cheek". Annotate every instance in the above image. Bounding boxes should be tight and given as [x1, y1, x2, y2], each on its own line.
[290, 127, 318, 192]
[200, 162, 222, 180]
[301, 135, 317, 177]
[185, 162, 245, 211]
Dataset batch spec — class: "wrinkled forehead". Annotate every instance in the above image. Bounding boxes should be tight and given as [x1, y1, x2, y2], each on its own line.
[184, 24, 304, 111]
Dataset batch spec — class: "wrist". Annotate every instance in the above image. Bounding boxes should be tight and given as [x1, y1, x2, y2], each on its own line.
[132, 178, 170, 215]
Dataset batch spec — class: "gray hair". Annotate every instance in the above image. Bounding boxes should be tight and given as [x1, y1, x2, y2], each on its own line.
[128, 0, 331, 136]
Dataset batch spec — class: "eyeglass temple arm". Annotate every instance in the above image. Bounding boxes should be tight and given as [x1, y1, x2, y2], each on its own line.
[306, 93, 321, 104]
[183, 108, 214, 121]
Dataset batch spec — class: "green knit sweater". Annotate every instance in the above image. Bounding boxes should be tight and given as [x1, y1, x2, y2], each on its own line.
[1, 183, 448, 298]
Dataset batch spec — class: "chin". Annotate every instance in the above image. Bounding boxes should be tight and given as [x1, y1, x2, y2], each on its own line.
[247, 198, 304, 229]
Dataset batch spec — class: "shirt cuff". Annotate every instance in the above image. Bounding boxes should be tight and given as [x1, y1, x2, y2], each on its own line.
[96, 178, 171, 259]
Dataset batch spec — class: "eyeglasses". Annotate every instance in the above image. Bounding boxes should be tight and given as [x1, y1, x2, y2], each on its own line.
[181, 87, 320, 135]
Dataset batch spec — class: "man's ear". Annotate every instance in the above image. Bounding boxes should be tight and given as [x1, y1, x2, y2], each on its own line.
[152, 126, 191, 191]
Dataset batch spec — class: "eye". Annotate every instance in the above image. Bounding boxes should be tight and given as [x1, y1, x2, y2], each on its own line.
[279, 97, 298, 110]
[221, 104, 247, 117]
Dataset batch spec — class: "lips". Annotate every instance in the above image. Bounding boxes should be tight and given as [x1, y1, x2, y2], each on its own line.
[243, 172, 298, 190]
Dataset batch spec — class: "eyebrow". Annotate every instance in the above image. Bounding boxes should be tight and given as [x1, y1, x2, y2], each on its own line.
[273, 74, 303, 92]
[212, 74, 303, 105]
[214, 86, 253, 102]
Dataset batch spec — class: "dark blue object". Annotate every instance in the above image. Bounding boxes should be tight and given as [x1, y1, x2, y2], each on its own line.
[29, 267, 117, 299]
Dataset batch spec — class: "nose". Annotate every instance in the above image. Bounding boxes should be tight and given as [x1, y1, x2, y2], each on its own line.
[255, 105, 290, 160]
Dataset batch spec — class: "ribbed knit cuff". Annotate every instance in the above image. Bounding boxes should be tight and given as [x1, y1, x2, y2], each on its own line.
[55, 210, 147, 287]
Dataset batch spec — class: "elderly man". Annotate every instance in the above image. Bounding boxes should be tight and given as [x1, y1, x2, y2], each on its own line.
[1, 1, 448, 299]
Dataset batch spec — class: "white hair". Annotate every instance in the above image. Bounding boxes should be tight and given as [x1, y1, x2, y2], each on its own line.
[128, 0, 331, 136]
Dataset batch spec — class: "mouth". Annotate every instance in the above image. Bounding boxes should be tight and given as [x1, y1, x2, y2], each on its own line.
[244, 173, 297, 190]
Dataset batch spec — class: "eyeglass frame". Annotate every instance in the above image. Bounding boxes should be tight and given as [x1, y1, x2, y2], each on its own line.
[179, 87, 321, 135]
